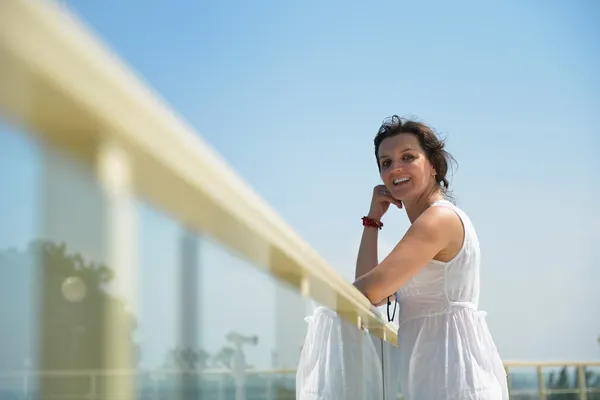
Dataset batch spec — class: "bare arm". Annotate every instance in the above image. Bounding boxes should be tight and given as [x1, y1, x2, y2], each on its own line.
[355, 224, 379, 280]
[353, 206, 459, 305]
[355, 185, 402, 302]
[355, 226, 392, 307]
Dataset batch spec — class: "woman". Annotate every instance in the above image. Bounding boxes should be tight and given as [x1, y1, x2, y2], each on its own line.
[353, 116, 508, 399]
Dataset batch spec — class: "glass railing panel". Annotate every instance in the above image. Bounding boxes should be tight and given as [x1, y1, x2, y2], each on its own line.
[0, 121, 43, 400]
[506, 366, 540, 400]
[0, 120, 139, 399]
[135, 210, 386, 399]
[586, 365, 600, 399]
[542, 365, 579, 399]
[134, 203, 311, 399]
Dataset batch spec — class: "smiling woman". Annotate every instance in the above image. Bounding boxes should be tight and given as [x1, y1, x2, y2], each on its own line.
[353, 116, 509, 399]
[375, 117, 455, 205]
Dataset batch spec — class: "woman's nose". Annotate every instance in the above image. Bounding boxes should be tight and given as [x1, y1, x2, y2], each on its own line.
[389, 160, 404, 173]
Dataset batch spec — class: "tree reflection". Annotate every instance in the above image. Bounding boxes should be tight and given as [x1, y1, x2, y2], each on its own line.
[0, 240, 139, 397]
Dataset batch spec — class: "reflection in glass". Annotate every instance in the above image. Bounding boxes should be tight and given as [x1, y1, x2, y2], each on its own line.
[136, 205, 311, 399]
[1, 117, 389, 399]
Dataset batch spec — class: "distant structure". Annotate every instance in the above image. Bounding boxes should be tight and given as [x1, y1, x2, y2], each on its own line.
[226, 331, 258, 400]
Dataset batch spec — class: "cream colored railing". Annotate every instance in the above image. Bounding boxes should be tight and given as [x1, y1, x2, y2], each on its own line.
[504, 361, 600, 400]
[0, 0, 396, 338]
[0, 0, 396, 397]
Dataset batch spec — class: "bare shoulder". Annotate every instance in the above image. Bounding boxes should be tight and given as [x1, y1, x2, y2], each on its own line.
[413, 204, 462, 233]
[406, 204, 463, 248]
[411, 204, 464, 261]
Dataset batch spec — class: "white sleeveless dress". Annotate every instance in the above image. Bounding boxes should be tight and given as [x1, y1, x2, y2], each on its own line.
[395, 200, 509, 399]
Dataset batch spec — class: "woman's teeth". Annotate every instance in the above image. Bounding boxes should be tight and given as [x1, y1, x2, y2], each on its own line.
[393, 177, 410, 185]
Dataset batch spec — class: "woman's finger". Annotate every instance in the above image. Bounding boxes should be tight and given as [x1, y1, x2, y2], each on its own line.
[381, 193, 402, 208]
[372, 185, 402, 209]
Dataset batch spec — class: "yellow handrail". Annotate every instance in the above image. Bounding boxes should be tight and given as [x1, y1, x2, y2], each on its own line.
[0, 0, 397, 344]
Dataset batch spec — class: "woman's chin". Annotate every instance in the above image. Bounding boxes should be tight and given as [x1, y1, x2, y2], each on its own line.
[390, 186, 412, 200]
[391, 189, 421, 204]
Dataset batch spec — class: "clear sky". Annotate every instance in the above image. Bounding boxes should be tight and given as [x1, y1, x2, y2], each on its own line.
[1, 0, 599, 371]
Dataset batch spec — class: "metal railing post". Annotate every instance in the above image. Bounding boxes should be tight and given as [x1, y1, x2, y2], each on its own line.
[537, 365, 545, 400]
[505, 365, 511, 393]
[97, 140, 137, 400]
[578, 364, 587, 400]
[179, 229, 200, 400]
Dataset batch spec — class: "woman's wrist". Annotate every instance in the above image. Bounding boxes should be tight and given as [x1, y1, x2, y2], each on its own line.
[366, 208, 384, 220]
[362, 216, 383, 230]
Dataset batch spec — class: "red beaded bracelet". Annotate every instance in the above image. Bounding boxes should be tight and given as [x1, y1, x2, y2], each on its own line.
[362, 216, 383, 230]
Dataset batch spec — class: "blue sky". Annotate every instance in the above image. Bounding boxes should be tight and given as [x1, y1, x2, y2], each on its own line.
[1, 0, 599, 370]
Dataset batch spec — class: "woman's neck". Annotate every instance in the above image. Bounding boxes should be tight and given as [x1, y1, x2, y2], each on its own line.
[403, 189, 445, 223]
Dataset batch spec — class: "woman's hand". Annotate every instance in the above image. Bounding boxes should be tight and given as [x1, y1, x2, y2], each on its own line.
[368, 185, 402, 220]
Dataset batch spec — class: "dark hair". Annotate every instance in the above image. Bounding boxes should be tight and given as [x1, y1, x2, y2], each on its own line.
[374, 115, 457, 200]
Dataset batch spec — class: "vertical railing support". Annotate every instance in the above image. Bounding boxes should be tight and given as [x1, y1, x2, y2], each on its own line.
[578, 364, 587, 400]
[179, 229, 200, 400]
[505, 365, 511, 394]
[96, 139, 138, 400]
[537, 365, 545, 400]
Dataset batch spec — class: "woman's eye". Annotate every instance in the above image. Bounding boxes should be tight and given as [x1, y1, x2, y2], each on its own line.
[381, 160, 391, 168]
[403, 154, 415, 161]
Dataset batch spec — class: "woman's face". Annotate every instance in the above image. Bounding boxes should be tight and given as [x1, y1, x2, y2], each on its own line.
[377, 133, 436, 201]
